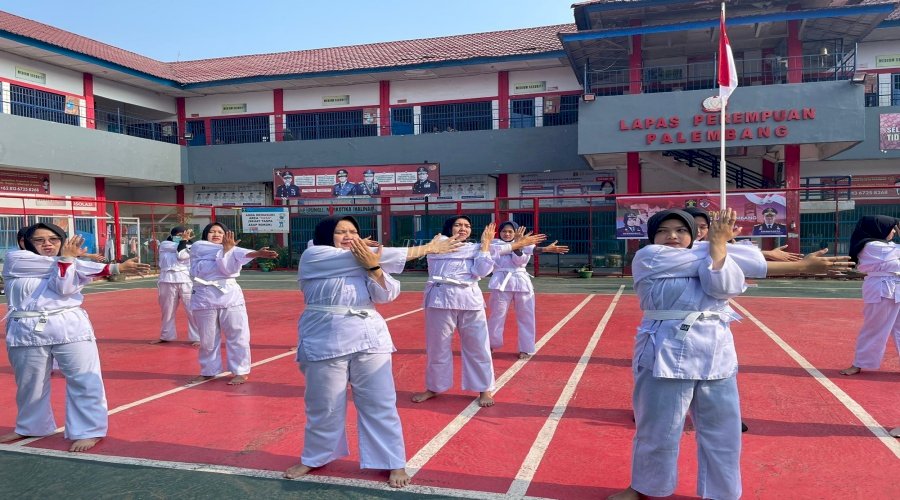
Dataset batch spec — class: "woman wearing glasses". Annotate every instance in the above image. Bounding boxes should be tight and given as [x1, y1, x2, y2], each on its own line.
[0, 223, 148, 452]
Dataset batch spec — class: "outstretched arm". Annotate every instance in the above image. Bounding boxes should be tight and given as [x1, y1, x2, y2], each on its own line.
[762, 245, 802, 262]
[766, 248, 854, 274]
[405, 234, 464, 260]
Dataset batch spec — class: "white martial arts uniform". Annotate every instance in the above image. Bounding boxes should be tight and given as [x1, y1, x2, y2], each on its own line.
[189, 240, 255, 377]
[3, 250, 110, 440]
[629, 243, 765, 500]
[423, 241, 495, 393]
[851, 241, 900, 370]
[487, 240, 536, 354]
[157, 239, 199, 342]
[296, 245, 408, 469]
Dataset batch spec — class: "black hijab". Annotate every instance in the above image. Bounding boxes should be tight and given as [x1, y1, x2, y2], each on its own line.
[16, 226, 29, 249]
[201, 222, 229, 241]
[497, 220, 520, 242]
[167, 226, 186, 242]
[848, 215, 899, 263]
[442, 216, 472, 238]
[683, 207, 710, 226]
[23, 222, 67, 255]
[647, 209, 696, 248]
[313, 214, 360, 247]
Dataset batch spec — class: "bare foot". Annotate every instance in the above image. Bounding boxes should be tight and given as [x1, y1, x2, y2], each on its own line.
[0, 432, 28, 444]
[191, 341, 200, 347]
[189, 375, 215, 384]
[283, 463, 315, 479]
[149, 339, 169, 345]
[411, 390, 437, 403]
[607, 486, 645, 500]
[228, 374, 249, 385]
[388, 468, 411, 488]
[478, 391, 494, 407]
[70, 437, 101, 452]
[518, 352, 532, 360]
[839, 366, 861, 376]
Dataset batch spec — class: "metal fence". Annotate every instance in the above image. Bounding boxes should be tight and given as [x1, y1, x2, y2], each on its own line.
[0, 187, 896, 275]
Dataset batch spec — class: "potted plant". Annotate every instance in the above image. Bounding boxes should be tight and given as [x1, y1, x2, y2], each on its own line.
[577, 265, 593, 278]
[258, 260, 275, 272]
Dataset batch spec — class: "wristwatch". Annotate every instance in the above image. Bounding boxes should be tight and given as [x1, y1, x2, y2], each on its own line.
[367, 265, 381, 271]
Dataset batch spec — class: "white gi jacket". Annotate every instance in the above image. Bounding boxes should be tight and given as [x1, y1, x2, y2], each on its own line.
[157, 240, 192, 284]
[858, 241, 899, 304]
[3, 251, 107, 347]
[631, 244, 765, 380]
[297, 246, 407, 362]
[188, 240, 254, 310]
[488, 240, 534, 293]
[424, 241, 494, 310]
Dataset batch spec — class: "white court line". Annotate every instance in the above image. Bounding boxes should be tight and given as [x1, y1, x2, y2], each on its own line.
[0, 445, 551, 499]
[10, 306, 424, 447]
[507, 286, 624, 496]
[406, 294, 598, 477]
[730, 300, 900, 460]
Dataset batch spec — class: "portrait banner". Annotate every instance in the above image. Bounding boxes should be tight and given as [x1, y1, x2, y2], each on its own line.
[274, 163, 440, 199]
[615, 191, 788, 239]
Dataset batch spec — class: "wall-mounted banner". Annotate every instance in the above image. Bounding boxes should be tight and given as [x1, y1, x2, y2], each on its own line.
[241, 207, 289, 234]
[846, 174, 900, 200]
[193, 183, 266, 206]
[879, 113, 900, 151]
[519, 170, 616, 206]
[615, 191, 788, 239]
[221, 103, 247, 114]
[0, 169, 50, 194]
[274, 163, 440, 199]
[434, 175, 491, 201]
[15, 66, 46, 85]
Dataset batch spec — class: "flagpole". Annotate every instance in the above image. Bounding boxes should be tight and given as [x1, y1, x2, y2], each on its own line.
[720, 1, 727, 209]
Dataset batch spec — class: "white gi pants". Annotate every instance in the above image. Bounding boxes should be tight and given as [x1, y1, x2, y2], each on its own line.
[158, 282, 200, 342]
[424, 307, 495, 393]
[299, 352, 406, 469]
[6, 340, 109, 439]
[193, 305, 251, 376]
[852, 299, 900, 369]
[487, 290, 536, 354]
[631, 366, 742, 500]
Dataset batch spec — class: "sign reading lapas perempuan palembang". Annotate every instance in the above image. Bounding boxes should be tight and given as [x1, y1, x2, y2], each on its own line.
[241, 207, 289, 234]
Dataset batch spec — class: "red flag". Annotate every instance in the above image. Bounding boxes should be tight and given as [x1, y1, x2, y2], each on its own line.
[718, 8, 738, 104]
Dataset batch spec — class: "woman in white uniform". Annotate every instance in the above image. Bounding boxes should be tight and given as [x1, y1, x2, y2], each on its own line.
[189, 222, 277, 385]
[151, 226, 199, 345]
[487, 221, 567, 359]
[0, 223, 148, 452]
[840, 215, 900, 376]
[610, 209, 853, 500]
[284, 214, 460, 487]
[411, 216, 497, 407]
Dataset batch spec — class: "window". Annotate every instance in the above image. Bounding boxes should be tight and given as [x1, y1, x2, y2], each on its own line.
[421, 101, 492, 133]
[186, 120, 206, 146]
[9, 85, 79, 126]
[286, 109, 377, 140]
[892, 74, 900, 106]
[542, 95, 579, 127]
[211, 116, 269, 144]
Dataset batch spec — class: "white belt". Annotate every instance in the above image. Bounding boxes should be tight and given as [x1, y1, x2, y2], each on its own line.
[865, 271, 900, 277]
[495, 267, 530, 292]
[193, 277, 237, 293]
[7, 306, 81, 333]
[429, 276, 477, 287]
[643, 309, 737, 341]
[304, 304, 375, 318]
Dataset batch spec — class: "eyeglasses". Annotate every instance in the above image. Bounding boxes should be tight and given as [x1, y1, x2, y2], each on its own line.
[30, 237, 62, 245]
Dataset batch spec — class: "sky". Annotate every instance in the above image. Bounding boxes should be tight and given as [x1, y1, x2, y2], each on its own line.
[2, 1, 578, 62]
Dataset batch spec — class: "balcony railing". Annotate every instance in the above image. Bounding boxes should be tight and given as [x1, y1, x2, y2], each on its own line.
[585, 54, 856, 97]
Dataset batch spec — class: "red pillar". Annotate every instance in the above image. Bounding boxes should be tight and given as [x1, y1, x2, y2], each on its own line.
[784, 18, 803, 253]
[498, 173, 509, 198]
[498, 71, 509, 129]
[625, 24, 644, 271]
[83, 73, 95, 129]
[379, 81, 390, 136]
[177, 98, 186, 146]
[273, 89, 284, 141]
[204, 118, 212, 146]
